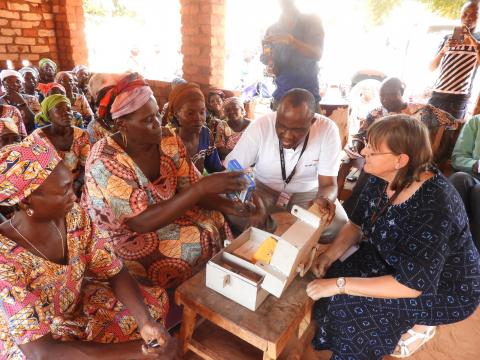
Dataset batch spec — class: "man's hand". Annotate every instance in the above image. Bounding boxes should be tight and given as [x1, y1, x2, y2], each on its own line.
[473, 160, 480, 174]
[314, 196, 336, 226]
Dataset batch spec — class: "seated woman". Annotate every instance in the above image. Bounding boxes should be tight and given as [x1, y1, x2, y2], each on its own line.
[0, 70, 38, 133]
[206, 89, 226, 135]
[307, 115, 480, 359]
[0, 103, 27, 138]
[83, 78, 255, 289]
[449, 114, 480, 249]
[37, 58, 57, 90]
[338, 77, 457, 194]
[18, 66, 42, 111]
[166, 83, 224, 174]
[55, 71, 94, 126]
[0, 135, 174, 359]
[33, 95, 91, 197]
[86, 73, 135, 144]
[215, 97, 251, 160]
[39, 82, 84, 128]
[72, 64, 95, 112]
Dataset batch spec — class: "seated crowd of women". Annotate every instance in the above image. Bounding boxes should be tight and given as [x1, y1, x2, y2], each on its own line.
[0, 58, 478, 360]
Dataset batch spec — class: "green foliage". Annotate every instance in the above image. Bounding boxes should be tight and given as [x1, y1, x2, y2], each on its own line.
[368, 0, 466, 25]
[83, 0, 136, 18]
[367, 0, 401, 25]
[418, 0, 465, 18]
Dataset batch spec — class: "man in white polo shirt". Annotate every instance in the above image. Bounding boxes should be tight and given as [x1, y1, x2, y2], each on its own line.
[226, 88, 347, 242]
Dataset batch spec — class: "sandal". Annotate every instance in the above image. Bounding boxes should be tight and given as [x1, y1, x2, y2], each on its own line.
[391, 326, 436, 358]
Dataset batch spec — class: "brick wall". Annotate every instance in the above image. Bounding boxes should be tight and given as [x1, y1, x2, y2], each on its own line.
[0, 0, 226, 88]
[180, 0, 225, 87]
[0, 0, 87, 70]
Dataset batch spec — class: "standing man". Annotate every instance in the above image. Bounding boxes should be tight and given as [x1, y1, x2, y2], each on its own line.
[226, 89, 347, 242]
[261, 0, 324, 110]
[428, 1, 480, 120]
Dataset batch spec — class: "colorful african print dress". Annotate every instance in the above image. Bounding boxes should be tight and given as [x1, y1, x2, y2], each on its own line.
[83, 129, 231, 288]
[23, 94, 41, 115]
[214, 120, 249, 153]
[0, 105, 27, 138]
[0, 204, 168, 359]
[72, 93, 94, 123]
[33, 126, 91, 180]
[312, 171, 480, 360]
[86, 119, 114, 144]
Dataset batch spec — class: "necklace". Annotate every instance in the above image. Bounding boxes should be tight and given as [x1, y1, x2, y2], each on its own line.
[9, 219, 66, 262]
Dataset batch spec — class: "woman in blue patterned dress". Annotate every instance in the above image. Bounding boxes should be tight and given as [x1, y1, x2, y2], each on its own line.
[307, 115, 480, 359]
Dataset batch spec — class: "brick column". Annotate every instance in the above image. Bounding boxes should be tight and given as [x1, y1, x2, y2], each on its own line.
[52, 0, 88, 70]
[180, 0, 225, 87]
[0, 0, 59, 68]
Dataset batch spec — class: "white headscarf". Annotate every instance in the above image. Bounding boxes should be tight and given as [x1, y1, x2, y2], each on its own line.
[0, 70, 23, 83]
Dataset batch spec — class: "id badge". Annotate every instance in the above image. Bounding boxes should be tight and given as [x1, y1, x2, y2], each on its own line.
[275, 191, 291, 209]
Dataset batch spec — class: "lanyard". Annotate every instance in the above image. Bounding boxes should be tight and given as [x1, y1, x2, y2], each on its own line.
[279, 133, 310, 186]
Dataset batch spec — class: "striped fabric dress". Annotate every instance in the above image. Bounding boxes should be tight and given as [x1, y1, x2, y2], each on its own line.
[434, 44, 478, 95]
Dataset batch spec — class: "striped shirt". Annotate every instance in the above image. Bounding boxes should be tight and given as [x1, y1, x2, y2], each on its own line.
[434, 44, 478, 95]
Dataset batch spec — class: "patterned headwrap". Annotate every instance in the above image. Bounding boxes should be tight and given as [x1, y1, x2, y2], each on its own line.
[88, 73, 125, 102]
[34, 94, 71, 127]
[37, 82, 66, 96]
[166, 82, 205, 123]
[110, 73, 153, 120]
[38, 58, 57, 72]
[223, 97, 244, 109]
[0, 134, 61, 206]
[0, 118, 20, 137]
[18, 67, 39, 80]
[0, 70, 23, 83]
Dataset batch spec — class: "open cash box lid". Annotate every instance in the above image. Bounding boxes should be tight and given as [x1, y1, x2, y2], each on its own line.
[221, 205, 323, 299]
[257, 205, 323, 297]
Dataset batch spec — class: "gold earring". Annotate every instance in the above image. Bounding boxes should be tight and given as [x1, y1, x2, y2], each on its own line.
[26, 208, 34, 217]
[121, 132, 127, 147]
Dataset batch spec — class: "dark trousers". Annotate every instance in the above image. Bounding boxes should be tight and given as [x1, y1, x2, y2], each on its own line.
[428, 91, 470, 120]
[449, 171, 480, 249]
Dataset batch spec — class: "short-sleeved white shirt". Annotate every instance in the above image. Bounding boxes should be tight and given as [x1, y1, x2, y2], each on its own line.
[225, 111, 341, 193]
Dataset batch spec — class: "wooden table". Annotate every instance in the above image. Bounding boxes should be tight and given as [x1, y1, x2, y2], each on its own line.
[175, 269, 315, 360]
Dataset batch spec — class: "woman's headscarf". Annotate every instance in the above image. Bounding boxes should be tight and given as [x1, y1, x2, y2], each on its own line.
[38, 58, 57, 72]
[166, 82, 205, 124]
[37, 82, 66, 96]
[18, 67, 39, 80]
[0, 70, 23, 83]
[110, 73, 153, 120]
[34, 94, 71, 127]
[223, 97, 244, 109]
[0, 134, 61, 206]
[72, 65, 89, 74]
[0, 118, 19, 137]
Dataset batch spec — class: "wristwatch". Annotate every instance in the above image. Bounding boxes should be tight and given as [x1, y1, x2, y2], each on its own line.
[336, 277, 346, 294]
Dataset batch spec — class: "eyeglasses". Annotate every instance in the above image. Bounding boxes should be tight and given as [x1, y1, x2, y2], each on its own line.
[364, 143, 397, 157]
